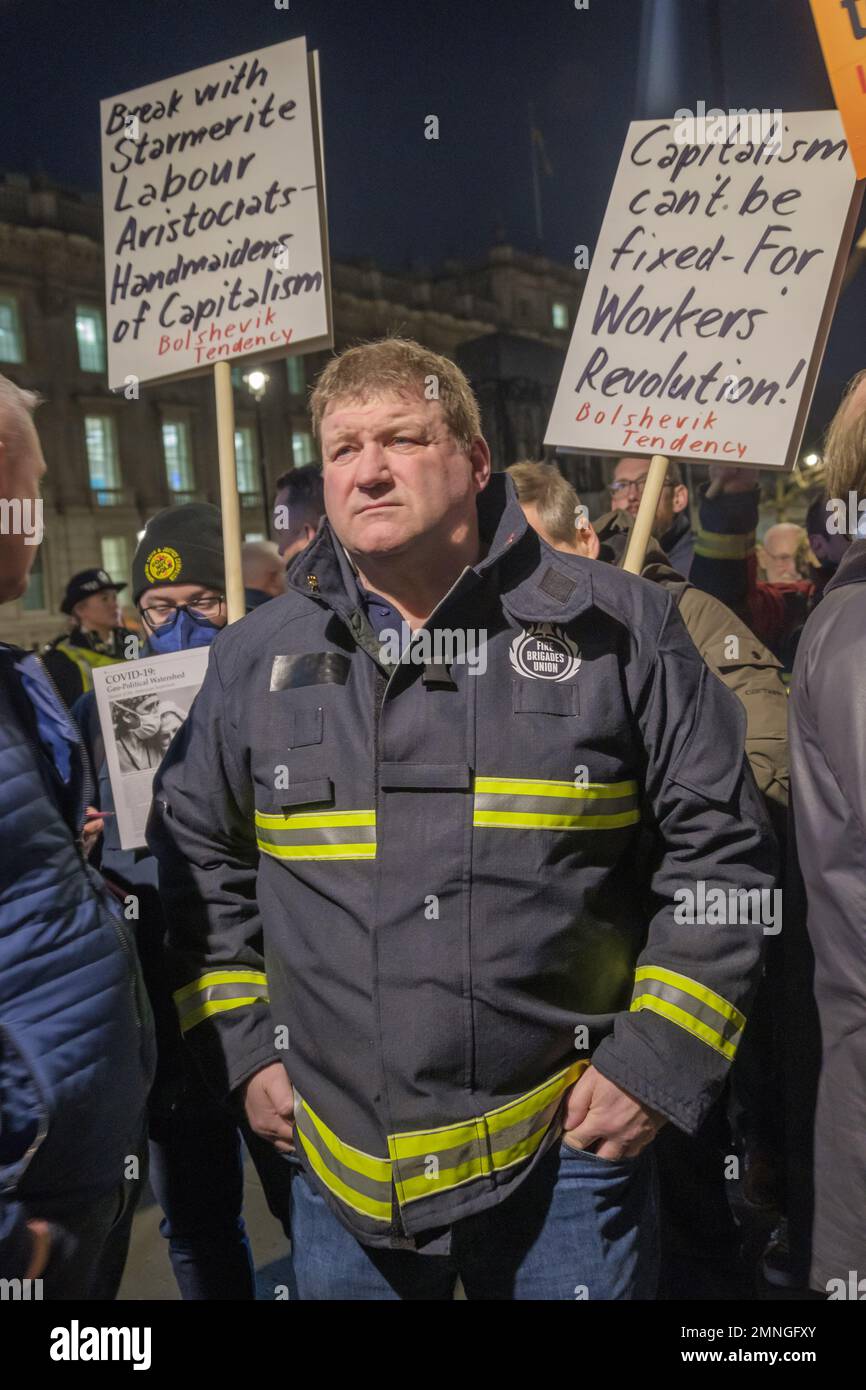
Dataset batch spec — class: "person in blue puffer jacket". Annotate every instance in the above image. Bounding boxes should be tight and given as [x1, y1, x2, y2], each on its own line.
[74, 503, 295, 1301]
[0, 374, 155, 1297]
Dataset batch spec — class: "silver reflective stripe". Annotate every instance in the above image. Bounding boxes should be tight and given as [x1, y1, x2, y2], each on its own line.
[174, 980, 267, 1025]
[473, 791, 638, 818]
[633, 977, 744, 1052]
[256, 823, 376, 848]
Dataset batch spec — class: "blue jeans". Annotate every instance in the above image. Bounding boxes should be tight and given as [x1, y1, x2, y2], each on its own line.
[149, 1068, 295, 1300]
[290, 1138, 658, 1300]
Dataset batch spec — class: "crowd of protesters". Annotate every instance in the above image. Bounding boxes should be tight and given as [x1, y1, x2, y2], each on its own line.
[0, 342, 864, 1301]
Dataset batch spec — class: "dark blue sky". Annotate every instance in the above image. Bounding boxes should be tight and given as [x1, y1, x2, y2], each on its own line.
[2, 0, 864, 396]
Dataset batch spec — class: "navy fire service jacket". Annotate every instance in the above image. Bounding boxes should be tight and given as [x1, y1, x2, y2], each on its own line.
[148, 475, 776, 1248]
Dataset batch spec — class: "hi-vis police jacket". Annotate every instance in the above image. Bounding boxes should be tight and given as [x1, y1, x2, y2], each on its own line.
[149, 475, 776, 1248]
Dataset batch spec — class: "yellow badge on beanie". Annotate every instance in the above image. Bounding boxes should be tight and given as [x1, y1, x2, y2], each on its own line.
[144, 547, 182, 583]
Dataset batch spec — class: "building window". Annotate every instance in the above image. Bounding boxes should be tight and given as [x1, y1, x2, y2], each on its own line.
[21, 546, 45, 610]
[76, 306, 106, 373]
[552, 302, 569, 330]
[286, 356, 306, 396]
[162, 420, 195, 496]
[292, 430, 316, 466]
[0, 292, 23, 364]
[234, 426, 259, 496]
[100, 536, 129, 588]
[85, 415, 122, 505]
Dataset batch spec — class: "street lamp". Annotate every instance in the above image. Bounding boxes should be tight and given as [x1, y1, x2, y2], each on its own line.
[242, 368, 271, 535]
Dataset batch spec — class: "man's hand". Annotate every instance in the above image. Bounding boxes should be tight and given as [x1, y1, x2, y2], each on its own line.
[561, 1065, 666, 1161]
[81, 806, 104, 858]
[707, 464, 759, 496]
[24, 1219, 51, 1280]
[242, 1062, 295, 1154]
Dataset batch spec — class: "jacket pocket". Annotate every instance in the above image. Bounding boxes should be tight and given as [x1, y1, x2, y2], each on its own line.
[512, 680, 580, 716]
[266, 778, 335, 812]
[0, 1023, 51, 1190]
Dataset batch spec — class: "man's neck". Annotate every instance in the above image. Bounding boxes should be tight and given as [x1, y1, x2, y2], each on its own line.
[355, 533, 483, 629]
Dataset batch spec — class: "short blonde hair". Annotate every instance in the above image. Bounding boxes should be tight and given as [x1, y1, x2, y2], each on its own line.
[825, 368, 866, 505]
[309, 337, 481, 450]
[507, 460, 581, 546]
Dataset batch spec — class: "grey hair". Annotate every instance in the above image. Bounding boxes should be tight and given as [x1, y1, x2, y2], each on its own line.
[241, 539, 282, 586]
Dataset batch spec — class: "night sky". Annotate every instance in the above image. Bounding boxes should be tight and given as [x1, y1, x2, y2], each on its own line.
[2, 0, 864, 405]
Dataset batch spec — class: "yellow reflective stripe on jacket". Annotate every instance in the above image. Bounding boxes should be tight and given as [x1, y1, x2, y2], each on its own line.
[293, 1060, 590, 1220]
[473, 775, 639, 831]
[631, 965, 746, 1061]
[294, 1095, 393, 1224]
[173, 968, 269, 1035]
[388, 1058, 588, 1206]
[693, 529, 756, 560]
[255, 808, 376, 862]
[54, 640, 117, 693]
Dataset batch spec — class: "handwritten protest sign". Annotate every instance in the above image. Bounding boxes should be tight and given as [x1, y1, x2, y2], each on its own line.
[545, 112, 862, 471]
[100, 36, 331, 391]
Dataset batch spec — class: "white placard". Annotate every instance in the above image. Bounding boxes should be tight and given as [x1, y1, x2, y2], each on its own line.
[546, 112, 863, 470]
[100, 37, 331, 390]
[92, 648, 210, 850]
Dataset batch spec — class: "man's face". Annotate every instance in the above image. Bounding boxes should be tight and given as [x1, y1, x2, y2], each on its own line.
[139, 584, 227, 630]
[273, 487, 317, 562]
[74, 588, 121, 633]
[320, 393, 490, 562]
[609, 456, 686, 535]
[0, 412, 45, 605]
[759, 525, 805, 583]
[261, 558, 287, 597]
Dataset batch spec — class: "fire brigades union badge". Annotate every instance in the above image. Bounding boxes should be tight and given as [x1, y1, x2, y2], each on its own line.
[144, 546, 182, 583]
[509, 624, 581, 682]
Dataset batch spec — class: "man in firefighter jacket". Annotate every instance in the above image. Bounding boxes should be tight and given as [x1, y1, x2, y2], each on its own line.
[149, 338, 776, 1300]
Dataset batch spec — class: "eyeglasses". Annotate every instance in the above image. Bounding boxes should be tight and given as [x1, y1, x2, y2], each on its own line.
[141, 596, 225, 630]
[609, 477, 676, 498]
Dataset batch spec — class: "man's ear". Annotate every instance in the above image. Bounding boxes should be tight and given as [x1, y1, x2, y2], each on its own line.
[672, 484, 689, 515]
[574, 518, 600, 561]
[468, 436, 492, 492]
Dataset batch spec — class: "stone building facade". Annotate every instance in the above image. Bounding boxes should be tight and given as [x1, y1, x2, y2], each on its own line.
[0, 173, 585, 647]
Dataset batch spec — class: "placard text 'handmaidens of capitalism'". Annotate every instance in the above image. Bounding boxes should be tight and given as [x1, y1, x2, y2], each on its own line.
[546, 112, 862, 470]
[100, 37, 331, 390]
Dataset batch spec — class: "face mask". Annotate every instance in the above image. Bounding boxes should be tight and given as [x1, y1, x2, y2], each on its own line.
[145, 609, 220, 656]
[135, 708, 162, 739]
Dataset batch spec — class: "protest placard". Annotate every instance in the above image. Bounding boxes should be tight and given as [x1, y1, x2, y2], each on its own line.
[545, 111, 862, 472]
[100, 36, 331, 391]
[810, 0, 866, 180]
[92, 648, 210, 850]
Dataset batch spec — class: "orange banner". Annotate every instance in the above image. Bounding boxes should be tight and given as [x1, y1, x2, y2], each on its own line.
[810, 0, 866, 178]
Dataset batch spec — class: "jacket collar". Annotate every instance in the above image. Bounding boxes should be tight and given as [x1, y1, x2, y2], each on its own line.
[285, 473, 593, 627]
[823, 538, 866, 595]
[660, 507, 692, 555]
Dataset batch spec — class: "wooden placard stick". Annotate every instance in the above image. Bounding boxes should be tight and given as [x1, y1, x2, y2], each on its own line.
[214, 360, 246, 624]
[622, 454, 668, 575]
